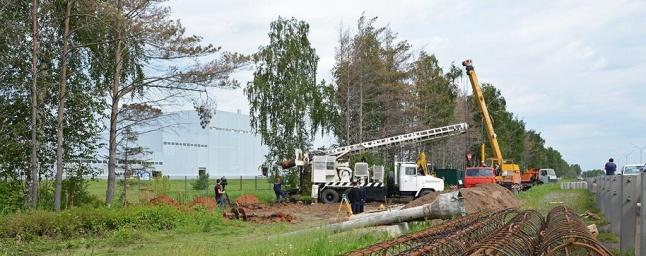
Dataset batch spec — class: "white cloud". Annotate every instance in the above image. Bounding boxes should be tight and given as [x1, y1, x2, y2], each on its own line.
[167, 0, 646, 170]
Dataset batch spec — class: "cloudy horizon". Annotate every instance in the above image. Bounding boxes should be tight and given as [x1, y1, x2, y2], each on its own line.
[167, 0, 646, 172]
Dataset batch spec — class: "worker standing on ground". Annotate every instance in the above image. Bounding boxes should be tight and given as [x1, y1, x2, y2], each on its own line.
[273, 175, 283, 203]
[359, 183, 367, 213]
[604, 158, 617, 175]
[215, 179, 225, 208]
[348, 181, 363, 214]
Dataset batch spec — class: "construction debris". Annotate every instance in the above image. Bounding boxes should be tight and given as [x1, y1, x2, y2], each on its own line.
[149, 195, 179, 208]
[459, 183, 521, 213]
[347, 206, 612, 256]
[403, 191, 440, 209]
[326, 191, 465, 233]
[189, 196, 216, 209]
[537, 206, 611, 255]
[235, 194, 261, 205]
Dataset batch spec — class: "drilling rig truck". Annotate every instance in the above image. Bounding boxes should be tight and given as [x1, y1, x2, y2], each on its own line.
[283, 123, 469, 203]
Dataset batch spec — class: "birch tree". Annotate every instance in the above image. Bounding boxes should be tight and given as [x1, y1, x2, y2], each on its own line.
[245, 17, 333, 161]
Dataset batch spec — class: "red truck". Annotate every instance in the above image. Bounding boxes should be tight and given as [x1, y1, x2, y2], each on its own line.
[464, 166, 496, 188]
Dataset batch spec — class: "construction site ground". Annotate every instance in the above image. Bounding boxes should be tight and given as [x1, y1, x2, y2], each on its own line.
[40, 180, 620, 256]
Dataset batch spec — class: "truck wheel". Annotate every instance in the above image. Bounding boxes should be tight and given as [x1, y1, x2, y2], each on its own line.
[320, 189, 339, 204]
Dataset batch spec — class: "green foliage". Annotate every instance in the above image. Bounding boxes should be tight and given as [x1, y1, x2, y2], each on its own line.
[0, 205, 218, 241]
[191, 173, 210, 190]
[246, 16, 333, 161]
[0, 181, 24, 215]
[583, 169, 605, 177]
[333, 15, 414, 146]
[152, 176, 171, 195]
[469, 83, 580, 177]
[412, 52, 458, 128]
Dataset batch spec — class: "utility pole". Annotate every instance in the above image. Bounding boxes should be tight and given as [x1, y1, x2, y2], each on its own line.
[631, 143, 646, 164]
[622, 151, 633, 167]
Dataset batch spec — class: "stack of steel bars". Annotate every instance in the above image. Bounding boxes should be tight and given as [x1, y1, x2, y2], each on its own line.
[536, 205, 612, 256]
[346, 209, 516, 256]
[465, 209, 544, 256]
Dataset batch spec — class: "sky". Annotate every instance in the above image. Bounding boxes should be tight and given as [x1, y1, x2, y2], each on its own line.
[166, 0, 646, 171]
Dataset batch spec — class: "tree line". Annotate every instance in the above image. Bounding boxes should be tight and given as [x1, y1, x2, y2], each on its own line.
[246, 15, 582, 178]
[0, 0, 246, 213]
[1, 6, 581, 214]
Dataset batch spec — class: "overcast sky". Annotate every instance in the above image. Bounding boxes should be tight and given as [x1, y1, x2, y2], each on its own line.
[167, 0, 646, 171]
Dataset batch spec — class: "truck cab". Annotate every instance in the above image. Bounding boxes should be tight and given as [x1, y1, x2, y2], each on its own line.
[464, 167, 496, 188]
[391, 162, 444, 197]
[538, 169, 558, 183]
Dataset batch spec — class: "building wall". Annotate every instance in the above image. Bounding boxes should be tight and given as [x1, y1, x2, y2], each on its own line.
[95, 110, 268, 178]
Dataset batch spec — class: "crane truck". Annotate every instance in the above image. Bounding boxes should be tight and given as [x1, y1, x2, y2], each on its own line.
[462, 60, 525, 191]
[283, 123, 468, 203]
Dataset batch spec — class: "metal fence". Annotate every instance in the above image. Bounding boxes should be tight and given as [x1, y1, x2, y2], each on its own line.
[125, 175, 273, 205]
[585, 173, 646, 255]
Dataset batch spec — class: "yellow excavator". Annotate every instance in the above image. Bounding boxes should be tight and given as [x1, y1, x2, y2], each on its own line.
[463, 60, 522, 191]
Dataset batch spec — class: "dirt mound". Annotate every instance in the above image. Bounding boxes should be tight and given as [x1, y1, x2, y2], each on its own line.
[250, 212, 297, 223]
[236, 194, 261, 205]
[190, 196, 216, 209]
[149, 195, 179, 207]
[459, 183, 520, 213]
[403, 191, 441, 209]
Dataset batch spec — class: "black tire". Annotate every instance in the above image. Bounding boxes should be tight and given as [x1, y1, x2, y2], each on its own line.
[320, 189, 340, 204]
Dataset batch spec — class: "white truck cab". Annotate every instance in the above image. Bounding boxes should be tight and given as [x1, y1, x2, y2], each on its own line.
[539, 169, 558, 183]
[394, 162, 444, 197]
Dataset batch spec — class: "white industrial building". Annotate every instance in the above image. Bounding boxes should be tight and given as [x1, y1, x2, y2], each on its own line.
[93, 110, 268, 178]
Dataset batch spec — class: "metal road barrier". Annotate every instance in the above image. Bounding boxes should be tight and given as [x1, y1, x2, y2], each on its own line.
[585, 173, 646, 255]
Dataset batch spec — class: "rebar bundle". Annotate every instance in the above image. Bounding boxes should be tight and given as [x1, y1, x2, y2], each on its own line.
[346, 209, 516, 256]
[536, 206, 612, 256]
[466, 209, 544, 256]
[398, 209, 516, 256]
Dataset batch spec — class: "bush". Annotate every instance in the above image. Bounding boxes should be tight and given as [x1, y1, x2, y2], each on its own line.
[0, 181, 24, 215]
[192, 173, 210, 190]
[0, 205, 206, 241]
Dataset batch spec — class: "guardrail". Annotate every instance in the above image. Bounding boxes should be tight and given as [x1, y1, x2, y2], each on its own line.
[585, 173, 646, 255]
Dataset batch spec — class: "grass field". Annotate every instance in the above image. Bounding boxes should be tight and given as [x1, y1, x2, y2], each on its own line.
[86, 177, 277, 205]
[4, 179, 622, 256]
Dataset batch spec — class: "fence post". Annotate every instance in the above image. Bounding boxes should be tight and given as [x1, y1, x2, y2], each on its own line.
[255, 176, 258, 191]
[620, 175, 637, 252]
[597, 176, 608, 216]
[610, 176, 621, 234]
[240, 175, 243, 190]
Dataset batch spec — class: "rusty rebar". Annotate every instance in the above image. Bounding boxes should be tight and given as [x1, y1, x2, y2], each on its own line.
[399, 209, 515, 256]
[536, 206, 612, 256]
[346, 209, 516, 256]
[465, 209, 545, 256]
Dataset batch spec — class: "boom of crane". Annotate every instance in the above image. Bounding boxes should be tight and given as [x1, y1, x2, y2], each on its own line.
[463, 59, 521, 187]
[321, 123, 467, 158]
[288, 123, 468, 178]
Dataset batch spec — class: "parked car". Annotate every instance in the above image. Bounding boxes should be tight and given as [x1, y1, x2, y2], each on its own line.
[538, 168, 559, 183]
[621, 164, 644, 175]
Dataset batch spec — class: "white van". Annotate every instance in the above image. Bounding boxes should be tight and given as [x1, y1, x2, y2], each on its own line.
[621, 164, 644, 175]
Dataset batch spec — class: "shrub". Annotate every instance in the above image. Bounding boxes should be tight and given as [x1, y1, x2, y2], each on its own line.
[192, 173, 210, 190]
[0, 205, 202, 241]
[0, 181, 24, 215]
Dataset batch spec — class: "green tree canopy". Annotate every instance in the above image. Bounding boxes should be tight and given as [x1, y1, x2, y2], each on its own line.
[245, 17, 333, 161]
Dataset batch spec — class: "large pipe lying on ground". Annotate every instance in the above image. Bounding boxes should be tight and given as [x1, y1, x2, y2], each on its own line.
[326, 191, 465, 233]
